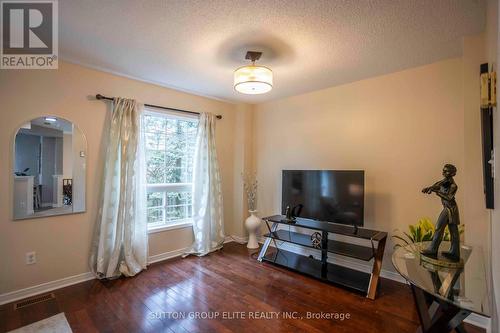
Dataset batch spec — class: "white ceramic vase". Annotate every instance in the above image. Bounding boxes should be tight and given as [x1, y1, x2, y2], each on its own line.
[245, 210, 261, 249]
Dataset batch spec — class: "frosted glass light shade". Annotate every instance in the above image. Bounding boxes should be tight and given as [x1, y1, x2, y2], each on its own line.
[234, 65, 273, 94]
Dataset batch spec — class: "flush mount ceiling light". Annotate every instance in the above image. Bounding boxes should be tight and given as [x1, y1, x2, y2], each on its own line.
[234, 51, 273, 95]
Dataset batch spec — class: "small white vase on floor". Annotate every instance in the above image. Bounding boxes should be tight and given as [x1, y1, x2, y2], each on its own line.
[245, 210, 261, 249]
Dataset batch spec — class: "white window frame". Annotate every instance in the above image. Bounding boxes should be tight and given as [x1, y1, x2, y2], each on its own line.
[143, 108, 198, 233]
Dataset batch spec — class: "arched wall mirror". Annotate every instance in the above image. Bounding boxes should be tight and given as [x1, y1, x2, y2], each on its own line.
[13, 116, 86, 220]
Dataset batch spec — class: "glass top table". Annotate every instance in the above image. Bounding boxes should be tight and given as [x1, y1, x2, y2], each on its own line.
[392, 242, 490, 318]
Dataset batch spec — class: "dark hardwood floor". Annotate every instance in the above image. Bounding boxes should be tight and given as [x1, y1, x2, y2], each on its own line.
[0, 242, 484, 333]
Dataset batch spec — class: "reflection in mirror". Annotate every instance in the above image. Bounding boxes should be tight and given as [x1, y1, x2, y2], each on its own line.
[13, 116, 86, 220]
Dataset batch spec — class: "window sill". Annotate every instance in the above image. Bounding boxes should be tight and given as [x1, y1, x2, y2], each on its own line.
[148, 220, 193, 234]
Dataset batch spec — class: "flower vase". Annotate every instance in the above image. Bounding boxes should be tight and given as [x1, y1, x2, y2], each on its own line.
[245, 210, 261, 249]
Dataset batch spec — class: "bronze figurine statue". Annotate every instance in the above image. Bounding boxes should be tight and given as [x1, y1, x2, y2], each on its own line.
[282, 204, 303, 223]
[420, 164, 461, 262]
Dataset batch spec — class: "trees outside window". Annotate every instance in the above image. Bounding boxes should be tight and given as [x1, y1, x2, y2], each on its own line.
[143, 111, 198, 227]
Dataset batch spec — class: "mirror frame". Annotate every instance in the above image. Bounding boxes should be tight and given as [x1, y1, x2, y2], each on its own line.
[12, 115, 88, 220]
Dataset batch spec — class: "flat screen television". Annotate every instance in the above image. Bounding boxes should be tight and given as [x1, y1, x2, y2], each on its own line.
[282, 170, 365, 226]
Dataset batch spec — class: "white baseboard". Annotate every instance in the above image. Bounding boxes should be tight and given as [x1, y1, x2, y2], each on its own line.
[1, 238, 249, 306]
[464, 313, 492, 333]
[0, 236, 491, 332]
[260, 239, 406, 284]
[148, 246, 190, 264]
[0, 246, 191, 306]
[224, 235, 248, 244]
[259, 238, 491, 331]
[0, 271, 95, 306]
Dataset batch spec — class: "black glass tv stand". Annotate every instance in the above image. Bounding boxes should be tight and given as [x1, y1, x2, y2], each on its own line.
[257, 215, 387, 299]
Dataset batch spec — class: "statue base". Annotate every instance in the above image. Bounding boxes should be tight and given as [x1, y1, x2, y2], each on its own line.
[419, 252, 464, 269]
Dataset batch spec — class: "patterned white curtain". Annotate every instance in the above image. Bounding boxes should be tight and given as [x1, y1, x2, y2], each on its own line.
[186, 113, 224, 256]
[90, 98, 148, 278]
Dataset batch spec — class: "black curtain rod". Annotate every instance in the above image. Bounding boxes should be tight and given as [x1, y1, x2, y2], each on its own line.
[95, 94, 222, 119]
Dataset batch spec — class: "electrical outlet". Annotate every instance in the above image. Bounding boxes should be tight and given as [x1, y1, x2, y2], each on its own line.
[26, 252, 36, 265]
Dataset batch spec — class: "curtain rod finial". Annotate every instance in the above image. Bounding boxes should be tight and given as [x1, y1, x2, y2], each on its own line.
[96, 94, 104, 100]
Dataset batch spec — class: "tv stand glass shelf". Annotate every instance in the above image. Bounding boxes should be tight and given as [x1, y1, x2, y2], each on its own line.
[258, 215, 387, 299]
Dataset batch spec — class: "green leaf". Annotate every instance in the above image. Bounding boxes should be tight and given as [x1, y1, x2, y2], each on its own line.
[414, 226, 422, 242]
[408, 226, 416, 242]
[422, 230, 434, 242]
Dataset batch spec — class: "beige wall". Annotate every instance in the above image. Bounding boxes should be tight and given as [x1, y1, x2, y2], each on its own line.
[231, 103, 255, 238]
[0, 61, 248, 294]
[254, 56, 490, 273]
[462, 33, 492, 287]
[0, 38, 493, 309]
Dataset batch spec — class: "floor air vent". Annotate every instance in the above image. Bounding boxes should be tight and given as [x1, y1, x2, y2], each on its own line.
[14, 293, 55, 310]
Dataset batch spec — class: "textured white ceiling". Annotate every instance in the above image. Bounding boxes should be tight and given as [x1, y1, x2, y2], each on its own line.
[60, 0, 485, 103]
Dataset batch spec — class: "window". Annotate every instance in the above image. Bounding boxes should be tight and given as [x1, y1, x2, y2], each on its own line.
[143, 110, 198, 230]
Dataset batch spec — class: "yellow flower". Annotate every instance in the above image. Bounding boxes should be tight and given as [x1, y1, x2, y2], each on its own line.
[391, 217, 464, 248]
